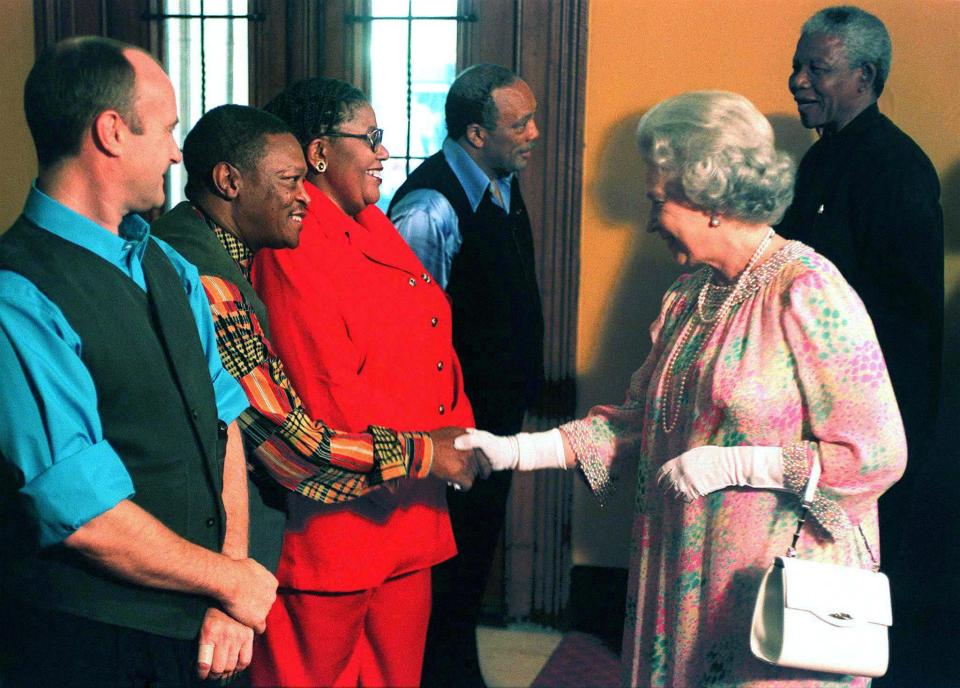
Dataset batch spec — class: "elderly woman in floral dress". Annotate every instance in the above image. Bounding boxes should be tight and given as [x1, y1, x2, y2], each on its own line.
[459, 91, 906, 687]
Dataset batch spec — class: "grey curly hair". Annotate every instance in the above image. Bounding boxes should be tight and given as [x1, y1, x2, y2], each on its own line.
[636, 91, 795, 225]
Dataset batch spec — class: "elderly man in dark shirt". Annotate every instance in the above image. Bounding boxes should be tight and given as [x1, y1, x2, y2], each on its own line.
[778, 7, 945, 685]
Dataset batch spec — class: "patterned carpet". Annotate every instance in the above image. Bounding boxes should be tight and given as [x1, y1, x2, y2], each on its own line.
[530, 631, 621, 687]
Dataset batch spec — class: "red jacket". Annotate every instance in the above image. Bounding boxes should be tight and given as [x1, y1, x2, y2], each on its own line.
[252, 183, 473, 591]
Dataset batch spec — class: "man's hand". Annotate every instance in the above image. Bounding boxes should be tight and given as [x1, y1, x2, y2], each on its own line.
[216, 558, 278, 634]
[428, 426, 484, 489]
[196, 607, 254, 680]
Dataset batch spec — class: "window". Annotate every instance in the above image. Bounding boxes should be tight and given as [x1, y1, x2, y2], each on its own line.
[161, 0, 252, 207]
[357, 0, 462, 210]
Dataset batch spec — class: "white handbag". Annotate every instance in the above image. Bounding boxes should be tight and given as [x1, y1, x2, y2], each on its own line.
[749, 460, 892, 677]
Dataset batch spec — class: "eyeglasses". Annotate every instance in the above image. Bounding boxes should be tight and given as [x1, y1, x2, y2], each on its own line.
[323, 128, 384, 152]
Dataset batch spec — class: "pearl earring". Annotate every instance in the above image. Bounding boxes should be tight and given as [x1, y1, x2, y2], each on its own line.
[709, 213, 721, 228]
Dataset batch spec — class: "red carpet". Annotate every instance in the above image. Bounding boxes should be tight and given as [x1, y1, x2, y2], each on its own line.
[530, 631, 620, 687]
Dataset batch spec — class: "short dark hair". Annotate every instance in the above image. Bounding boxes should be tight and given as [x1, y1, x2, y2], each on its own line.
[182, 104, 294, 200]
[263, 77, 368, 151]
[445, 64, 518, 140]
[24, 36, 141, 168]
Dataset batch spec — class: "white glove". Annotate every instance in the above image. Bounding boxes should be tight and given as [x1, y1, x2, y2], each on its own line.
[656, 445, 784, 502]
[454, 428, 567, 472]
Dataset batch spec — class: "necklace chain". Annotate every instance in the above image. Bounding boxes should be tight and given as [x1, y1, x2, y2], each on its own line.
[659, 228, 775, 434]
[696, 228, 775, 322]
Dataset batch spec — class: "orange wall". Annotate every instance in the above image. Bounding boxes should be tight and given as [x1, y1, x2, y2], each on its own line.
[574, 0, 960, 567]
[0, 3, 36, 229]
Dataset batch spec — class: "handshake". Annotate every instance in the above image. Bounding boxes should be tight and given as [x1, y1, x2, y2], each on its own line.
[427, 427, 569, 490]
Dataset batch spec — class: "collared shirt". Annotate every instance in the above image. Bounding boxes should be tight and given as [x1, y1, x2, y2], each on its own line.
[191, 211, 433, 503]
[0, 184, 248, 547]
[390, 137, 512, 288]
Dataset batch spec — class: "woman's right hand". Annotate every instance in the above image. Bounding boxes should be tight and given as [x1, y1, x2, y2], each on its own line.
[454, 429, 520, 470]
[455, 428, 568, 472]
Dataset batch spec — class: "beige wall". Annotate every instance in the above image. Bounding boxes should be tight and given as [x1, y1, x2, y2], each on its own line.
[574, 0, 960, 567]
[0, 3, 36, 229]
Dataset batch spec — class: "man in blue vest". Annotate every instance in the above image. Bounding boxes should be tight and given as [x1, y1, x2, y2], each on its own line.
[0, 37, 277, 687]
[390, 63, 545, 688]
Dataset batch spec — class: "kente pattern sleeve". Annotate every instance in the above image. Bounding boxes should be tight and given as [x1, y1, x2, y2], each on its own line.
[152, 237, 249, 424]
[200, 274, 432, 504]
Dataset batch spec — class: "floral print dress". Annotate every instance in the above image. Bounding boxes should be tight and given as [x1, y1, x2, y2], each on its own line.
[562, 242, 906, 687]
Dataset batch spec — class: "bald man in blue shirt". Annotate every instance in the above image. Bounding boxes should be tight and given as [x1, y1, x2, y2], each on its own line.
[0, 37, 276, 688]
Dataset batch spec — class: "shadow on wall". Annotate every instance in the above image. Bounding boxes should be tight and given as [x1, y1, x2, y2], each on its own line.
[578, 111, 673, 415]
[579, 111, 813, 414]
[768, 114, 816, 169]
[573, 111, 672, 554]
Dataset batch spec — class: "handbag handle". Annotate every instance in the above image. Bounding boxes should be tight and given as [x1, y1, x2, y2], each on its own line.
[785, 455, 879, 572]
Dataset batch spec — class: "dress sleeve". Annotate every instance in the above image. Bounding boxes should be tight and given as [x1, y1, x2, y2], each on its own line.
[560, 277, 689, 506]
[779, 259, 907, 537]
[200, 275, 432, 504]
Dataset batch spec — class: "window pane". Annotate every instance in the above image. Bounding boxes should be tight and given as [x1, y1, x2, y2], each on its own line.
[163, 0, 249, 208]
[411, 0, 457, 16]
[409, 20, 456, 158]
[370, 0, 457, 17]
[378, 158, 413, 213]
[369, 19, 411, 158]
[367, 0, 458, 212]
[370, 0, 403, 17]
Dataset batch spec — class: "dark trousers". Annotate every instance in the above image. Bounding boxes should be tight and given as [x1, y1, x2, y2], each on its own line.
[876, 421, 960, 688]
[421, 390, 526, 688]
[0, 603, 249, 688]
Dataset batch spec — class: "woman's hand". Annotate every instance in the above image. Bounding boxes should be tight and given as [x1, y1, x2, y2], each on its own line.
[454, 428, 567, 472]
[656, 445, 784, 502]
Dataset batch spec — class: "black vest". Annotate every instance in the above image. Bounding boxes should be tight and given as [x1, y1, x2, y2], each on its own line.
[0, 218, 225, 639]
[153, 202, 271, 337]
[391, 152, 544, 422]
[152, 202, 286, 572]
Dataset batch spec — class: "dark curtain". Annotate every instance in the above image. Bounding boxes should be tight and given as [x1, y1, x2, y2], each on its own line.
[459, 0, 588, 623]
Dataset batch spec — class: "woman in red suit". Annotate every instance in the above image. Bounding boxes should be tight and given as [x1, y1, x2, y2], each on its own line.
[249, 78, 475, 687]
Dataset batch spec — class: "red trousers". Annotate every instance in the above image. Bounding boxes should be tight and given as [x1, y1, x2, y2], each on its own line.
[250, 567, 432, 688]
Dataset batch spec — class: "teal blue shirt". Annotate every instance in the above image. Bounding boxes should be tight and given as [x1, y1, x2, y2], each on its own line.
[0, 184, 248, 547]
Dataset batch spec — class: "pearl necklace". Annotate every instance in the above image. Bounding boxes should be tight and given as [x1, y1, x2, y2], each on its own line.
[659, 227, 775, 433]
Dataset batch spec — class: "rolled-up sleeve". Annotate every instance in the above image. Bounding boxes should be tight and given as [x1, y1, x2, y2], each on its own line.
[20, 441, 134, 546]
[0, 273, 135, 547]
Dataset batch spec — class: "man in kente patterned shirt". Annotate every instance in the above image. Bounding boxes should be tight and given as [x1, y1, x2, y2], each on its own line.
[152, 105, 482, 575]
